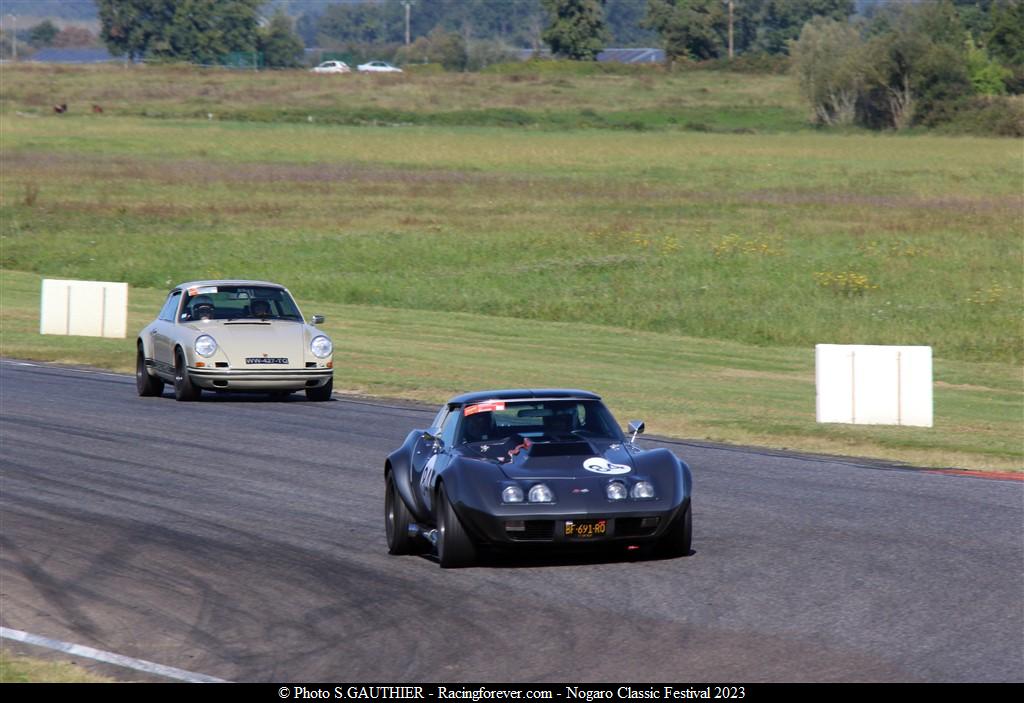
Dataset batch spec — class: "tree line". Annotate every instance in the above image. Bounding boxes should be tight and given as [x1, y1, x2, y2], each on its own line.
[6, 1, 1019, 134]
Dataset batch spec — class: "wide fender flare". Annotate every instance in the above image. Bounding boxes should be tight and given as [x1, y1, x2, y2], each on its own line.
[631, 447, 692, 505]
[436, 457, 505, 519]
[137, 330, 154, 360]
[386, 431, 427, 523]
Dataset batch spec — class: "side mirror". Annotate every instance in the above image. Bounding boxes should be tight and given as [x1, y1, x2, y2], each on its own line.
[311, 314, 325, 325]
[627, 420, 645, 443]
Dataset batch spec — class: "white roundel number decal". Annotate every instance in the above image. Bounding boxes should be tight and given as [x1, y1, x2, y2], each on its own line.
[583, 457, 631, 475]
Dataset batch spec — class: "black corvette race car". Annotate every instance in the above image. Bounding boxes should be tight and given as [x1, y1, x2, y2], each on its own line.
[384, 389, 693, 568]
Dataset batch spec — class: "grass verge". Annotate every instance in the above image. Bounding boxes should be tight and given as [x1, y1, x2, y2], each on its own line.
[2, 116, 1020, 364]
[0, 648, 113, 683]
[2, 269, 1019, 472]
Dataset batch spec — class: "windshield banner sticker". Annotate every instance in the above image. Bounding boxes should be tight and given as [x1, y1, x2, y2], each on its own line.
[583, 457, 631, 475]
[464, 401, 506, 416]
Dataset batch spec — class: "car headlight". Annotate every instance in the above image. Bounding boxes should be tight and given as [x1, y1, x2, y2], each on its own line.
[310, 335, 333, 359]
[194, 334, 218, 357]
[631, 480, 655, 499]
[606, 481, 628, 501]
[501, 485, 524, 503]
[528, 484, 554, 503]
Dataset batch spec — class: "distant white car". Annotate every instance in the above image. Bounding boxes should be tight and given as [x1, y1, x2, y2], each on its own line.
[311, 60, 351, 74]
[357, 61, 403, 73]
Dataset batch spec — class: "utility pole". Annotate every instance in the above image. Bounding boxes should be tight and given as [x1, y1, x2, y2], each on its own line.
[403, 1, 412, 46]
[727, 1, 734, 60]
[10, 14, 16, 61]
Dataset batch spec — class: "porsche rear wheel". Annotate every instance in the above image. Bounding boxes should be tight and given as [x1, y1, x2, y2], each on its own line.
[385, 473, 417, 555]
[136, 345, 164, 397]
[656, 502, 692, 558]
[173, 349, 201, 402]
[436, 484, 476, 569]
[306, 377, 333, 402]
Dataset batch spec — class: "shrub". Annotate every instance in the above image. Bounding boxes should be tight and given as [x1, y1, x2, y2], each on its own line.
[393, 29, 467, 72]
[936, 95, 1024, 137]
[965, 35, 1011, 96]
[790, 18, 864, 126]
[696, 53, 790, 74]
[402, 62, 445, 75]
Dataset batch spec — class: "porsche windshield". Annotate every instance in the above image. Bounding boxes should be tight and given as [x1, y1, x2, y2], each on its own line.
[458, 399, 623, 444]
[181, 285, 302, 321]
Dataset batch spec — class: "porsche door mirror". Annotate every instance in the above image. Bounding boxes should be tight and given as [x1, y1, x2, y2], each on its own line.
[627, 420, 645, 443]
[311, 314, 325, 325]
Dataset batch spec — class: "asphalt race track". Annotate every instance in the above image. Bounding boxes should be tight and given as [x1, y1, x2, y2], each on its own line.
[1, 359, 1021, 683]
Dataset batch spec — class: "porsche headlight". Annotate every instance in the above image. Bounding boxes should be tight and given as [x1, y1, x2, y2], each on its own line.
[194, 334, 218, 358]
[606, 481, 627, 501]
[501, 485, 524, 503]
[631, 480, 655, 499]
[528, 483, 554, 503]
[311, 335, 333, 359]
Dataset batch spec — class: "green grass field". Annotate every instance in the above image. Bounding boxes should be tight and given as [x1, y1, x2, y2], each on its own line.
[1, 64, 1021, 471]
[0, 649, 113, 683]
[1, 62, 806, 132]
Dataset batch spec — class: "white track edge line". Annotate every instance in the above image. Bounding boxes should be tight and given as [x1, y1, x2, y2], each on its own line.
[1, 626, 229, 683]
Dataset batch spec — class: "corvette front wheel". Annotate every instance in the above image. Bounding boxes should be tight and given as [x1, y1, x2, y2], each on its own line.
[656, 502, 692, 558]
[436, 484, 476, 569]
[385, 473, 418, 555]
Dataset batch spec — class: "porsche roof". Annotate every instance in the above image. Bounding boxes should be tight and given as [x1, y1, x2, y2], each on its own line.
[173, 280, 287, 291]
[448, 389, 602, 405]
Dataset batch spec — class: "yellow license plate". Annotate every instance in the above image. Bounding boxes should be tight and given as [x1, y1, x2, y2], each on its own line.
[564, 519, 607, 538]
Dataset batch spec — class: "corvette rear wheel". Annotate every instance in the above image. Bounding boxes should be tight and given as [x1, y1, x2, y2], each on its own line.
[173, 349, 201, 402]
[436, 484, 476, 569]
[136, 345, 164, 397]
[656, 502, 692, 558]
[306, 377, 333, 402]
[385, 473, 418, 555]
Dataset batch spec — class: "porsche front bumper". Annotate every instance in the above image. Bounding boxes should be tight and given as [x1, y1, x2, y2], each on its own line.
[187, 366, 333, 391]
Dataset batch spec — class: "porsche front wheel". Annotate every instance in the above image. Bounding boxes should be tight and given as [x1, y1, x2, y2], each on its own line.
[436, 484, 476, 569]
[136, 345, 164, 397]
[306, 377, 333, 402]
[173, 349, 201, 402]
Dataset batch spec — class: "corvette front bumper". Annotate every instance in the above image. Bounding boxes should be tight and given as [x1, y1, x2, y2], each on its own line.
[456, 498, 689, 547]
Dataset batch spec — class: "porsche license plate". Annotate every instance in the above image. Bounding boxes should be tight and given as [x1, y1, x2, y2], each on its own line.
[564, 519, 607, 539]
[245, 357, 288, 365]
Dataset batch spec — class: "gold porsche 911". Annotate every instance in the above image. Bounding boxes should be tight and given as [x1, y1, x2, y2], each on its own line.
[136, 280, 334, 401]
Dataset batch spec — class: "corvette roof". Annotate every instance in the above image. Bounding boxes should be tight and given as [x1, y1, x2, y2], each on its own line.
[448, 389, 602, 405]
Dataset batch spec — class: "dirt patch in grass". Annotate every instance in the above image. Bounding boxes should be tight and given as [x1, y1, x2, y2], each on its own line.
[6, 152, 1019, 216]
[737, 190, 1021, 213]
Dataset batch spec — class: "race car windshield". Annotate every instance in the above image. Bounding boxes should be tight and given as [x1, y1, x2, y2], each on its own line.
[459, 399, 623, 444]
[181, 286, 303, 321]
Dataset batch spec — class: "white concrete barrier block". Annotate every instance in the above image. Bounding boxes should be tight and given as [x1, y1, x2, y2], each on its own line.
[40, 279, 128, 339]
[815, 345, 854, 424]
[816, 344, 932, 427]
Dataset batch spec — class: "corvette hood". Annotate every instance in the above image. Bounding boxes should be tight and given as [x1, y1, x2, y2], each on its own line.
[185, 320, 307, 366]
[493, 440, 637, 480]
